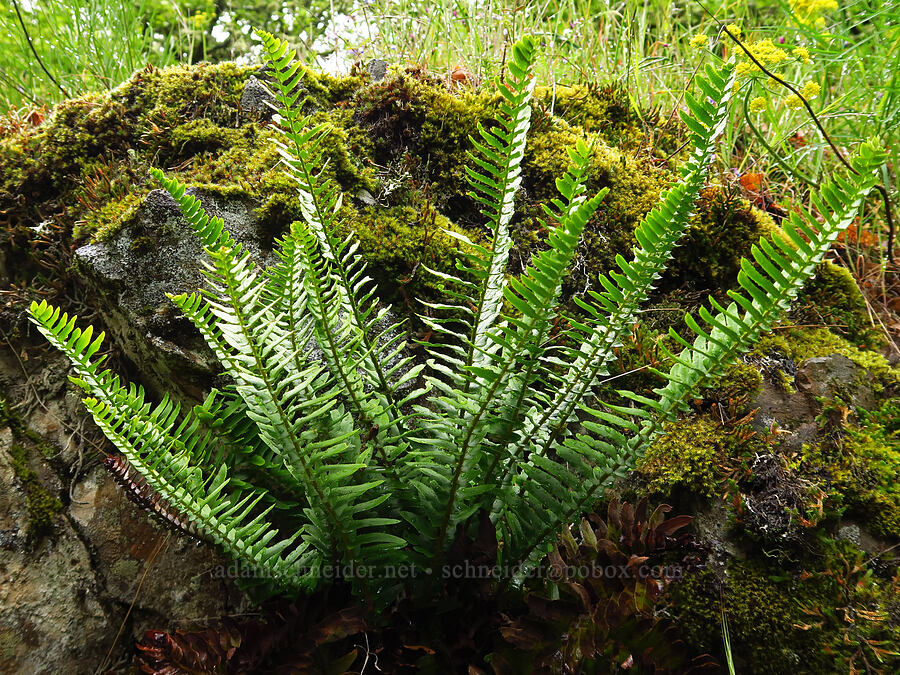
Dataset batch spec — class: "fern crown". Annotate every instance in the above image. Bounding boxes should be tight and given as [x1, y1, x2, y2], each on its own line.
[29, 32, 887, 600]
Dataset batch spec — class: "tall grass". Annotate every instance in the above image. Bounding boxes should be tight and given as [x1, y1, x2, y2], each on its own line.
[0, 0, 189, 107]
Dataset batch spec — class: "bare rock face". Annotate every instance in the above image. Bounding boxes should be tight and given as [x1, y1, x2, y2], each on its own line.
[74, 188, 274, 401]
[748, 351, 876, 450]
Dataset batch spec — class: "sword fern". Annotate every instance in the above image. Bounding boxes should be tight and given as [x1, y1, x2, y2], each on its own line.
[28, 33, 887, 603]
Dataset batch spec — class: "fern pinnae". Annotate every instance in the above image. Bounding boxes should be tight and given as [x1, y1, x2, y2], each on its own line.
[256, 30, 410, 431]
[650, 142, 888, 426]
[507, 140, 888, 573]
[462, 37, 538, 377]
[503, 60, 737, 472]
[422, 36, 540, 559]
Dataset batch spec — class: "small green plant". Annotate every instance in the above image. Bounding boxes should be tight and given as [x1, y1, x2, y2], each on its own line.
[28, 32, 886, 606]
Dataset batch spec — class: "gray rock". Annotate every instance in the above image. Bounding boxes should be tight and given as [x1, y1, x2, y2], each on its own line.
[240, 75, 277, 118]
[75, 188, 274, 401]
[0, 348, 249, 671]
[796, 353, 876, 409]
[748, 352, 876, 447]
[367, 59, 388, 81]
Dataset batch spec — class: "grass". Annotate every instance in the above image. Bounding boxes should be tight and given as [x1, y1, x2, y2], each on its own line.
[0, 0, 897, 348]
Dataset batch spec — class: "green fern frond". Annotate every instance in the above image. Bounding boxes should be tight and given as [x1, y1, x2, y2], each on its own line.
[492, 60, 738, 564]
[255, 30, 419, 439]
[649, 140, 888, 433]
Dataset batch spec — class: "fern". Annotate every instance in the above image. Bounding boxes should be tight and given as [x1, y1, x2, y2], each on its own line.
[28, 31, 887, 604]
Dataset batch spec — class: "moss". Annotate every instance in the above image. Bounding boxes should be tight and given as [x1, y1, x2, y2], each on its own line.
[795, 398, 900, 539]
[792, 261, 880, 349]
[671, 562, 821, 671]
[671, 547, 900, 673]
[334, 201, 476, 312]
[638, 415, 759, 497]
[755, 327, 900, 394]
[6, 443, 63, 538]
[78, 192, 145, 241]
[702, 361, 764, 405]
[0, 398, 63, 539]
[663, 188, 781, 294]
[539, 82, 639, 144]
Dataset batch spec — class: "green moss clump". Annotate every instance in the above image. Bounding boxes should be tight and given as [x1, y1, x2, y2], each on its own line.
[664, 188, 781, 293]
[671, 545, 899, 674]
[796, 398, 900, 539]
[78, 192, 145, 241]
[536, 81, 651, 151]
[701, 361, 764, 406]
[793, 261, 880, 348]
[672, 562, 820, 671]
[638, 416, 755, 497]
[755, 327, 900, 394]
[334, 201, 475, 311]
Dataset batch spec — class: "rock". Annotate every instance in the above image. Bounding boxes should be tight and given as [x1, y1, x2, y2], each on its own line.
[748, 352, 876, 447]
[0, 426, 111, 672]
[0, 349, 250, 671]
[367, 59, 388, 81]
[69, 465, 248, 625]
[75, 188, 274, 401]
[795, 353, 876, 409]
[240, 74, 277, 118]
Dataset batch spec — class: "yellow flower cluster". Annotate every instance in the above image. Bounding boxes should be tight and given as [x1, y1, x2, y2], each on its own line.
[801, 80, 821, 99]
[749, 96, 768, 113]
[689, 34, 709, 50]
[783, 82, 819, 109]
[735, 39, 789, 76]
[792, 47, 811, 64]
[790, 0, 839, 30]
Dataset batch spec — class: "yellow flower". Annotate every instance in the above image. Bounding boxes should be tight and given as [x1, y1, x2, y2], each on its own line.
[689, 34, 709, 50]
[726, 23, 742, 39]
[792, 47, 811, 64]
[751, 39, 789, 66]
[791, 0, 839, 13]
[736, 61, 758, 77]
[749, 97, 768, 113]
[785, 94, 804, 109]
[802, 81, 821, 99]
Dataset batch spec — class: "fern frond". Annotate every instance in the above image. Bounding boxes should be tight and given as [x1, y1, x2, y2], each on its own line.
[649, 140, 888, 434]
[413, 35, 540, 559]
[490, 60, 737, 564]
[515, 60, 737, 464]
[27, 301, 317, 588]
[505, 139, 888, 571]
[256, 30, 420, 440]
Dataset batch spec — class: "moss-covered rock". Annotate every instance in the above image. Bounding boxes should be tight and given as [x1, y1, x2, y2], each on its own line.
[755, 326, 900, 395]
[638, 416, 743, 498]
[670, 543, 899, 674]
[792, 398, 900, 540]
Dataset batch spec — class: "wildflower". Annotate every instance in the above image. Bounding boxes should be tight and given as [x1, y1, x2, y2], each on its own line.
[749, 97, 768, 113]
[802, 80, 821, 99]
[751, 39, 788, 66]
[689, 34, 709, 50]
[793, 46, 811, 63]
[785, 94, 804, 109]
[791, 0, 838, 13]
[726, 23, 742, 38]
[736, 61, 758, 77]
